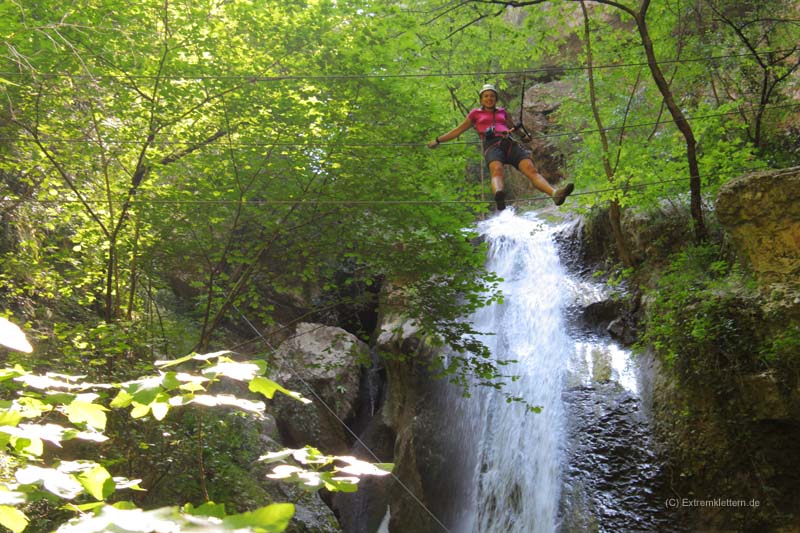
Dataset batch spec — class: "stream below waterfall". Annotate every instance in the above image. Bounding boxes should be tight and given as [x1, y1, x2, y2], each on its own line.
[429, 209, 679, 533]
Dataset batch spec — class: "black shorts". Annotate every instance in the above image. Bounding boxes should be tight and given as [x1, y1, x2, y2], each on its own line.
[483, 136, 531, 170]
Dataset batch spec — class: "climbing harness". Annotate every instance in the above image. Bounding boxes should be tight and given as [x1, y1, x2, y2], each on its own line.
[513, 76, 534, 144]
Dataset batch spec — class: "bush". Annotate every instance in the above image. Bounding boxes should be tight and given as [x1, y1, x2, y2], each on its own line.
[640, 244, 764, 383]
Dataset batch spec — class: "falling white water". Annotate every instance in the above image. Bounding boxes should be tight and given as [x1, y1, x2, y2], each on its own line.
[451, 209, 572, 533]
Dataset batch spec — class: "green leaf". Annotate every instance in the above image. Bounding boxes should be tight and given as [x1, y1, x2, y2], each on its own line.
[130, 403, 150, 419]
[0, 505, 29, 533]
[0, 410, 23, 427]
[65, 401, 108, 430]
[10, 435, 43, 456]
[249, 377, 310, 404]
[222, 503, 295, 532]
[110, 390, 134, 409]
[320, 473, 359, 493]
[129, 380, 163, 405]
[61, 501, 106, 513]
[161, 372, 180, 391]
[77, 465, 115, 501]
[183, 501, 227, 519]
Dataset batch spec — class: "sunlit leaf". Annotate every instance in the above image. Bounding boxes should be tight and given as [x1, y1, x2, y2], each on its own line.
[0, 505, 29, 533]
[249, 376, 311, 404]
[222, 503, 295, 532]
[15, 422, 68, 446]
[15, 396, 53, 417]
[150, 399, 169, 421]
[76, 465, 114, 500]
[15, 373, 100, 391]
[64, 400, 108, 430]
[0, 410, 22, 427]
[0, 489, 26, 505]
[203, 361, 262, 381]
[153, 353, 197, 368]
[3, 429, 44, 456]
[15, 465, 83, 499]
[154, 350, 232, 369]
[334, 456, 394, 477]
[72, 429, 108, 443]
[112, 477, 144, 491]
[130, 403, 150, 419]
[258, 449, 295, 464]
[292, 447, 328, 465]
[0, 317, 32, 353]
[180, 394, 265, 413]
[109, 390, 134, 409]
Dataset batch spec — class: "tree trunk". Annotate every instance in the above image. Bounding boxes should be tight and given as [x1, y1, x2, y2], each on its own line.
[635, 4, 707, 242]
[580, 0, 634, 266]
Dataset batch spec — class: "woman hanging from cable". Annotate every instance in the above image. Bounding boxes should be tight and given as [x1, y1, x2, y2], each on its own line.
[428, 84, 574, 211]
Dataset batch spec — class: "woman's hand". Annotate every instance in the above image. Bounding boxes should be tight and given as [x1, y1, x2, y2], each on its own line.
[427, 138, 440, 149]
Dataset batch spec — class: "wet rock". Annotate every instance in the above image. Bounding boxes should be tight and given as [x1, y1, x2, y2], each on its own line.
[330, 352, 395, 533]
[582, 299, 621, 326]
[607, 316, 637, 346]
[560, 383, 679, 532]
[570, 298, 638, 346]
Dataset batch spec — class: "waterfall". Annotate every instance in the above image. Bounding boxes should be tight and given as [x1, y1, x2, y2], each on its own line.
[449, 209, 571, 533]
[433, 209, 672, 533]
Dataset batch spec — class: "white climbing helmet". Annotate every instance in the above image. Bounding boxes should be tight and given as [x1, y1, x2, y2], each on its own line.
[479, 84, 498, 97]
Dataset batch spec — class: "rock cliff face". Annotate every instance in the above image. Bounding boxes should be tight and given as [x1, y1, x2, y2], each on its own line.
[553, 167, 800, 532]
[272, 322, 366, 456]
[637, 168, 800, 532]
[716, 166, 800, 287]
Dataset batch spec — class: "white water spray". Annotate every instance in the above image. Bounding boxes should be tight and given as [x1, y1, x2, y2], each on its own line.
[450, 209, 572, 533]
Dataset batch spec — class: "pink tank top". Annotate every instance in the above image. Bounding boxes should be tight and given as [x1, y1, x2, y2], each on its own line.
[468, 107, 511, 138]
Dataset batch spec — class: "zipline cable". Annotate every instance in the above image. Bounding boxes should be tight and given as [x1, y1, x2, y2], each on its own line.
[5, 102, 798, 150]
[2, 48, 794, 82]
[227, 302, 452, 533]
[0, 173, 754, 208]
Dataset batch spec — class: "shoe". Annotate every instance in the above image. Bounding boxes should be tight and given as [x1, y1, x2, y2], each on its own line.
[494, 190, 507, 211]
[553, 183, 574, 206]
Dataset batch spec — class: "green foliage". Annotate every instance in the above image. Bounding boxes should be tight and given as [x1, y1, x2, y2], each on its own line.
[760, 324, 800, 389]
[261, 447, 392, 493]
[0, 320, 392, 532]
[640, 244, 765, 382]
[0, 0, 505, 377]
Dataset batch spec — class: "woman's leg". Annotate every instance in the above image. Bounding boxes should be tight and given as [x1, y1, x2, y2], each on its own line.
[489, 160, 505, 193]
[518, 158, 574, 205]
[518, 158, 555, 195]
[488, 160, 507, 210]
